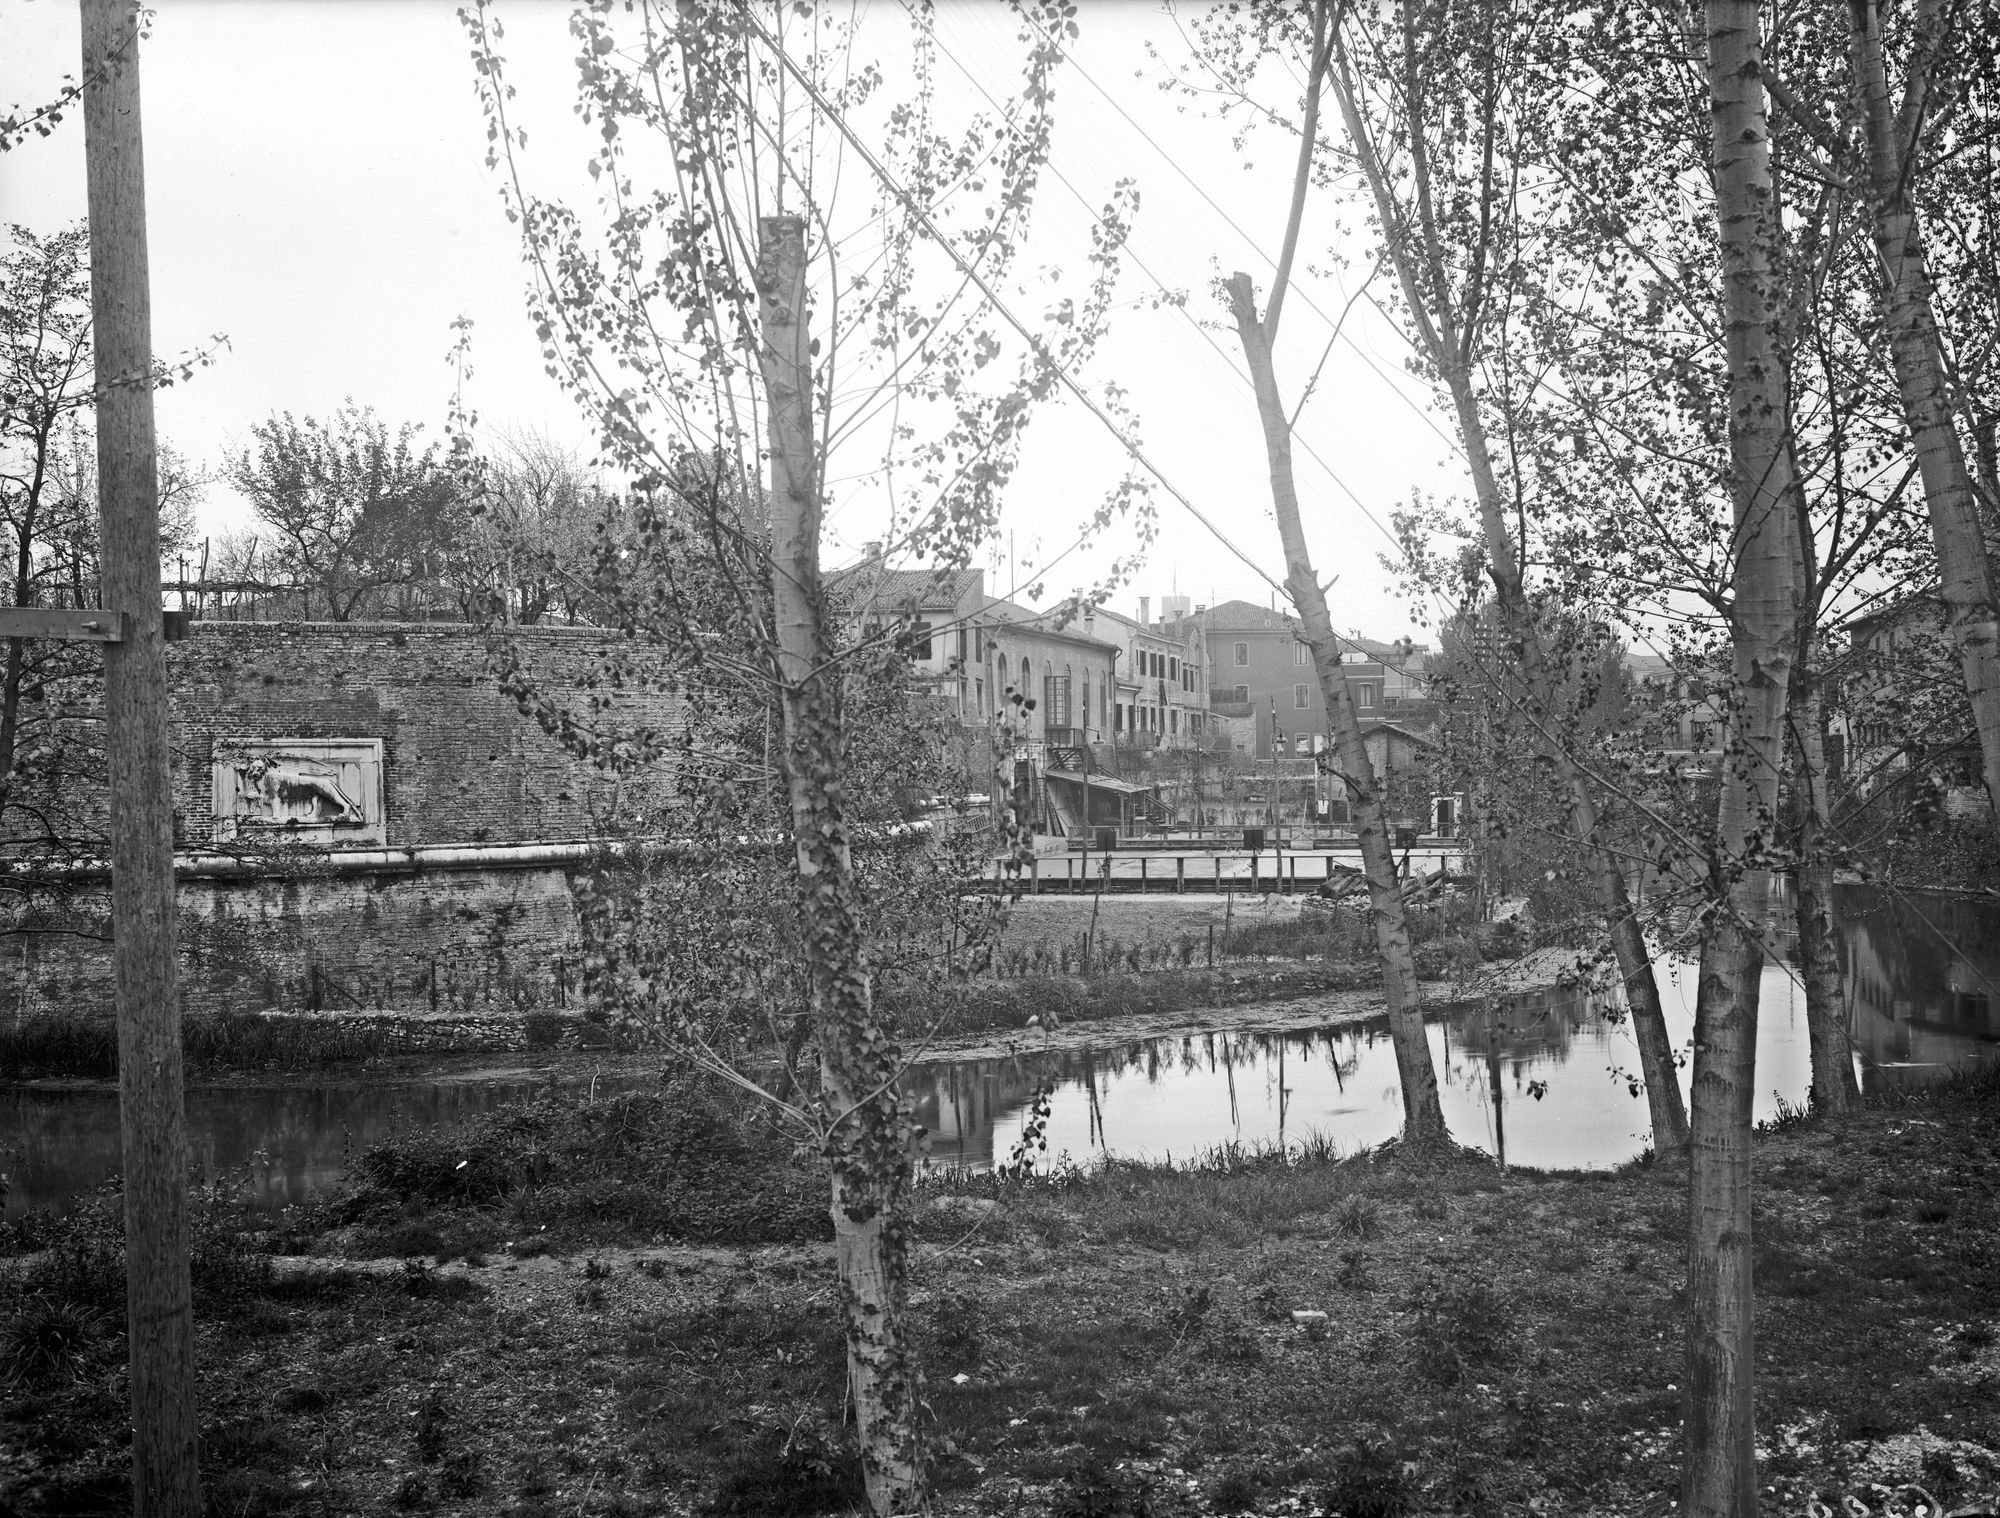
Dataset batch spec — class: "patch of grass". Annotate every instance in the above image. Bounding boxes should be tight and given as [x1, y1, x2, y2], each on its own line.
[1405, 1272, 1510, 1388]
[329, 1080, 830, 1249]
[1206, 1464, 1266, 1513]
[696, 1419, 863, 1517]
[1, 1293, 108, 1385]
[1334, 1194, 1381, 1239]
[9, 1056, 1999, 1518]
[1318, 1439, 1416, 1518]
[1049, 1454, 1159, 1518]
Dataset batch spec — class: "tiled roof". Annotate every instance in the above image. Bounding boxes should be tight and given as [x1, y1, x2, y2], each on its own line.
[981, 596, 1122, 649]
[1199, 598, 1294, 631]
[828, 564, 984, 609]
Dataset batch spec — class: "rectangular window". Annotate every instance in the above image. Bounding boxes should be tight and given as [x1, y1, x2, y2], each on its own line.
[1294, 684, 1310, 709]
[912, 620, 932, 660]
[1234, 641, 1249, 666]
[1296, 643, 1309, 664]
[1357, 686, 1375, 709]
[1169, 656, 1179, 682]
[1042, 675, 1072, 727]
[1171, 708, 1180, 733]
[1235, 684, 1249, 703]
[956, 628, 968, 663]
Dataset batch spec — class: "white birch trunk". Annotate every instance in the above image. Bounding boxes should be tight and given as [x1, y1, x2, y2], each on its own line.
[757, 214, 926, 1517]
[1686, 7, 1802, 1513]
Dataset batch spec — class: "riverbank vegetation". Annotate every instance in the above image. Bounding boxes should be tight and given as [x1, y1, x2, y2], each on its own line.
[5, 1068, 1996, 1516]
[0, 895, 1505, 1081]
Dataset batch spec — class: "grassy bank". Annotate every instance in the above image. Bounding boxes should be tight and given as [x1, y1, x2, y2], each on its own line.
[6, 1070, 1997, 1516]
[0, 1006, 618, 1082]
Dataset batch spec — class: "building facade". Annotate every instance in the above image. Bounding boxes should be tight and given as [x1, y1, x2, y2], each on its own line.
[1197, 600, 1428, 762]
[1093, 593, 1210, 750]
[835, 562, 1129, 835]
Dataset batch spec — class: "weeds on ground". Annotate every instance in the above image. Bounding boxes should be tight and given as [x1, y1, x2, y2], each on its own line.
[318, 1078, 828, 1250]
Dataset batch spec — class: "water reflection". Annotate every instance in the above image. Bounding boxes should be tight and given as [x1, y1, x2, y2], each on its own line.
[5, 887, 1996, 1214]
[912, 884, 2000, 1174]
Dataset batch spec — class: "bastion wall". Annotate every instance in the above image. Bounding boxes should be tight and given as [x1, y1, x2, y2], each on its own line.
[2, 621, 680, 1027]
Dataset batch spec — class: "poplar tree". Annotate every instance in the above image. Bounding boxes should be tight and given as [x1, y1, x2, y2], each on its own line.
[461, 4, 1146, 1508]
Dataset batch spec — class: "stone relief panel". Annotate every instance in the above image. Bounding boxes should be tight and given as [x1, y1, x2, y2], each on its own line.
[211, 738, 385, 845]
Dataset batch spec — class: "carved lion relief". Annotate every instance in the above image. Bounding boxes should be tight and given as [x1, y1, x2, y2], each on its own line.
[212, 738, 385, 845]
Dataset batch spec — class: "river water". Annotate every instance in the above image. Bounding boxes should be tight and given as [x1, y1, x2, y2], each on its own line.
[4, 885, 1995, 1216]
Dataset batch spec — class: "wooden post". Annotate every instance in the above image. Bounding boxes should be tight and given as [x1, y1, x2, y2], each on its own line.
[1176, 856, 1186, 895]
[1140, 856, 1148, 893]
[81, 2, 201, 1511]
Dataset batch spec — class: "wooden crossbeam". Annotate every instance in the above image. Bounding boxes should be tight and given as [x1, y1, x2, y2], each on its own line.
[0, 608, 128, 642]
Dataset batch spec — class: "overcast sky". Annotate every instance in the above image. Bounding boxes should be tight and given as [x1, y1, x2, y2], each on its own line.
[1, 0, 1471, 640]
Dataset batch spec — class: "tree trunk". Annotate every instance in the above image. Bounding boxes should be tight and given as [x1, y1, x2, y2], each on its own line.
[1792, 669, 1860, 1115]
[1685, 6, 1801, 1514]
[81, 2, 203, 1512]
[757, 213, 926, 1517]
[1, 484, 43, 794]
[1323, 25, 1689, 1158]
[1226, 273, 1448, 1149]
[1850, 0, 2000, 831]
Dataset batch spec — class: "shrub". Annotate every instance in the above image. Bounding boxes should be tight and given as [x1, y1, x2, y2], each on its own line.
[348, 1085, 829, 1245]
[1334, 1195, 1381, 1239]
[1049, 1454, 1157, 1518]
[522, 1010, 566, 1048]
[1318, 1438, 1415, 1518]
[1, 1293, 108, 1385]
[1336, 1248, 1376, 1293]
[1405, 1273, 1509, 1387]
[1206, 1466, 1265, 1513]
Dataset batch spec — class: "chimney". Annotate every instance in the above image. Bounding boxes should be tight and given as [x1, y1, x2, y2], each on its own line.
[1139, 596, 1150, 625]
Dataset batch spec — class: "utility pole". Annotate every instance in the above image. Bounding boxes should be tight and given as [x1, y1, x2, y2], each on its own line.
[80, 0, 202, 1512]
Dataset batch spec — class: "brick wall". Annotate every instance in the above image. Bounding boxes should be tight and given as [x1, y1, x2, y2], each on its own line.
[4, 862, 591, 1023]
[3, 621, 687, 1028]
[170, 622, 682, 847]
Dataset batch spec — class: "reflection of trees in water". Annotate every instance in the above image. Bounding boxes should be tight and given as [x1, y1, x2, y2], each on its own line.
[909, 1022, 1392, 1171]
[1836, 886, 2000, 1089]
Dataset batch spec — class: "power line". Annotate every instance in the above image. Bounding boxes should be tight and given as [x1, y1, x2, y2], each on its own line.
[921, 8, 1409, 559]
[1000, 4, 1461, 457]
[744, 8, 1290, 605]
